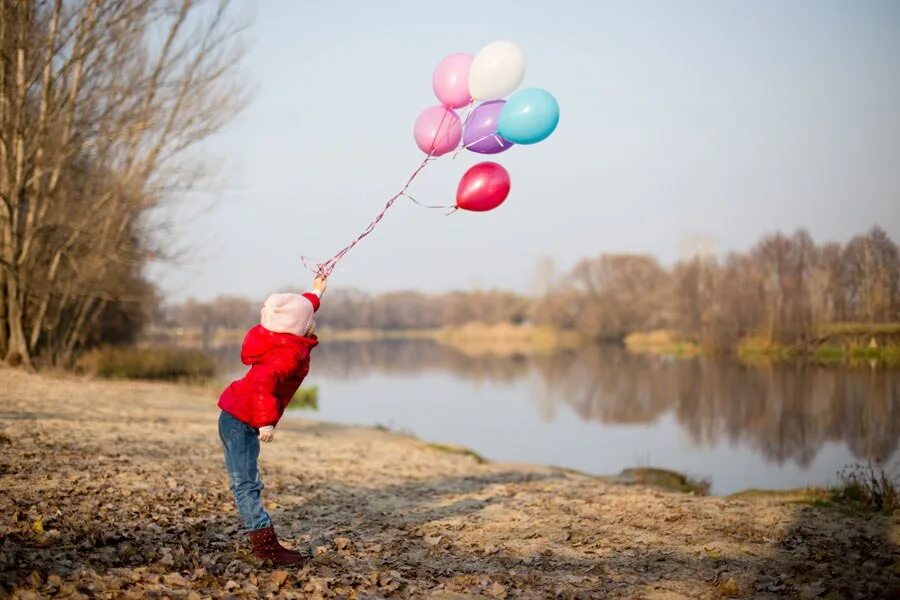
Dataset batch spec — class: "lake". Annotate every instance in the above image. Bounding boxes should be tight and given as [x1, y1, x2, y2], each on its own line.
[215, 340, 900, 494]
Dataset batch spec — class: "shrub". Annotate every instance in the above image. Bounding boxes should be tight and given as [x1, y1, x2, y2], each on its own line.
[288, 386, 319, 411]
[618, 467, 710, 496]
[834, 463, 899, 513]
[77, 346, 215, 382]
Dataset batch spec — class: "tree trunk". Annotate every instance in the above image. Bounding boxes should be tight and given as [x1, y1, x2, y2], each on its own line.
[4, 276, 31, 367]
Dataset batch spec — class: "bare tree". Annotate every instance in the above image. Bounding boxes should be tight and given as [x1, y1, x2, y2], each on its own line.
[0, 0, 246, 366]
[842, 227, 900, 323]
[565, 254, 669, 341]
[533, 229, 899, 351]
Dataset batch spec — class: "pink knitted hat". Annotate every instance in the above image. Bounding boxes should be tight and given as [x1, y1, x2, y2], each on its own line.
[260, 293, 315, 337]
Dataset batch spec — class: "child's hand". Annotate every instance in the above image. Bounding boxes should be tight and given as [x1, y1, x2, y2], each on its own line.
[258, 426, 275, 443]
[313, 276, 328, 295]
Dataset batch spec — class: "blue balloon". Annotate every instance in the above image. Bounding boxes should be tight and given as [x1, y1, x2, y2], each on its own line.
[497, 88, 559, 145]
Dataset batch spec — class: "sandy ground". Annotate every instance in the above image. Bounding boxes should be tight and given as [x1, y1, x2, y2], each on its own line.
[0, 368, 897, 599]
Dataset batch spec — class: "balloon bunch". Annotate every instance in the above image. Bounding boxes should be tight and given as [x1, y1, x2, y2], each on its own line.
[420, 40, 560, 211]
[302, 41, 558, 278]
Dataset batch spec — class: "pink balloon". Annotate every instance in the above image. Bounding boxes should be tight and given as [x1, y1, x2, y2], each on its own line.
[413, 106, 461, 156]
[432, 53, 473, 109]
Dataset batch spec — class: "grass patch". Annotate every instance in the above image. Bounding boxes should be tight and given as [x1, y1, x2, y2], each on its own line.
[729, 487, 833, 506]
[372, 422, 417, 438]
[810, 343, 900, 366]
[287, 386, 319, 411]
[812, 345, 845, 362]
[425, 442, 487, 464]
[847, 344, 900, 361]
[625, 330, 701, 358]
[833, 463, 899, 513]
[732, 464, 899, 513]
[736, 332, 900, 366]
[819, 322, 900, 336]
[736, 336, 795, 361]
[617, 467, 710, 496]
[77, 346, 215, 382]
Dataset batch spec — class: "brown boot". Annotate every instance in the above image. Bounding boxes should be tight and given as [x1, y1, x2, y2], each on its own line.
[247, 525, 307, 566]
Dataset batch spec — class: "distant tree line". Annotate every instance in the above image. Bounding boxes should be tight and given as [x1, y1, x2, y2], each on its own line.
[533, 226, 899, 348]
[163, 227, 899, 352]
[0, 0, 245, 366]
[160, 289, 532, 333]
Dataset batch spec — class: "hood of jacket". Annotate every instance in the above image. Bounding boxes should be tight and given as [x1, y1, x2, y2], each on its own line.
[240, 324, 318, 365]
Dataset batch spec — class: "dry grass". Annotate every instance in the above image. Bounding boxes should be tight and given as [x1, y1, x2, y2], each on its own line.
[835, 464, 899, 513]
[624, 330, 701, 357]
[76, 346, 215, 381]
[818, 322, 900, 336]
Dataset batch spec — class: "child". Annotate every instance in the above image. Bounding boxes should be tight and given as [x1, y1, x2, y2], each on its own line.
[217, 276, 326, 565]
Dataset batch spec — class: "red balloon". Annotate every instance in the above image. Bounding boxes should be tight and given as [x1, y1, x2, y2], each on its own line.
[455, 162, 511, 212]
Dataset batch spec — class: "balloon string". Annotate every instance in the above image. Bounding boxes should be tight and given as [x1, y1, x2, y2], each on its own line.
[459, 99, 475, 128]
[454, 132, 499, 158]
[450, 100, 477, 160]
[402, 192, 454, 211]
[301, 108, 456, 278]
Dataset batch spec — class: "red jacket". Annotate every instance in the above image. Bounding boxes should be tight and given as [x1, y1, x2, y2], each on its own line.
[217, 293, 320, 428]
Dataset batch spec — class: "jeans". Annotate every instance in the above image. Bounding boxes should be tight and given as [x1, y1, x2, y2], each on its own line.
[218, 410, 272, 531]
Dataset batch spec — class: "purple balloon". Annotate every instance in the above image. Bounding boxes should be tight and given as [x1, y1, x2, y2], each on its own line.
[463, 100, 514, 154]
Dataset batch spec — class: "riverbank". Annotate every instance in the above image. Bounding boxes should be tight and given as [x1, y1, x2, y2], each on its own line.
[626, 323, 900, 365]
[1, 369, 897, 598]
[146, 321, 900, 365]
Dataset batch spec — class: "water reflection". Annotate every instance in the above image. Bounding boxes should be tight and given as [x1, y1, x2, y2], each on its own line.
[212, 340, 899, 472]
[531, 347, 900, 467]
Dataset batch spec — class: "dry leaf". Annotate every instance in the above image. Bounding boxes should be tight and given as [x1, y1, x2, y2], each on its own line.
[270, 570, 289, 587]
[333, 537, 351, 551]
[718, 577, 740, 597]
[163, 572, 187, 586]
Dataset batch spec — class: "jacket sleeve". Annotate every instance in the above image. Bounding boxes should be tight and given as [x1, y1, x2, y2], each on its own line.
[302, 292, 321, 312]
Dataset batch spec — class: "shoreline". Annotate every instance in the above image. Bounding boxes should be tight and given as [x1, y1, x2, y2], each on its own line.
[1, 368, 897, 598]
[145, 321, 900, 366]
[626, 326, 900, 365]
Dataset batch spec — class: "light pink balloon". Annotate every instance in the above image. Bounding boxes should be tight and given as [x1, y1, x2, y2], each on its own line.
[413, 106, 461, 156]
[432, 53, 473, 109]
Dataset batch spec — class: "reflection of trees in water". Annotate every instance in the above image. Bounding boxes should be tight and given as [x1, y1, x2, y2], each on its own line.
[314, 341, 531, 383]
[534, 347, 900, 467]
[532, 348, 680, 425]
[208, 340, 899, 467]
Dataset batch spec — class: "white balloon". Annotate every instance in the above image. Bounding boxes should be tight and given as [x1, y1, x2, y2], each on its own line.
[468, 40, 525, 101]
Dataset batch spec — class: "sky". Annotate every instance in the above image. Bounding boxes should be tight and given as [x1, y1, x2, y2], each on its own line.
[152, 0, 900, 301]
